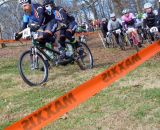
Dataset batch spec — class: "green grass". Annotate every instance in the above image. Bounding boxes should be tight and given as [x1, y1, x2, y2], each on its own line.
[0, 56, 160, 130]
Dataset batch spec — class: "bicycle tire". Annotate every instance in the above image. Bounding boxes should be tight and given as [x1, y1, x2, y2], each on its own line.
[18, 50, 48, 86]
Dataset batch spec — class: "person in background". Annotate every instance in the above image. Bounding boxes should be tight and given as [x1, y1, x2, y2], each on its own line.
[101, 18, 108, 41]
[121, 9, 142, 47]
[143, 2, 159, 41]
[121, 9, 136, 29]
[108, 13, 123, 47]
[136, 13, 143, 28]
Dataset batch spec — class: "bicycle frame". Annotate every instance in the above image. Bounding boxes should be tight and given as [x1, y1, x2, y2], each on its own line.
[149, 27, 160, 40]
[33, 45, 60, 61]
[127, 28, 139, 45]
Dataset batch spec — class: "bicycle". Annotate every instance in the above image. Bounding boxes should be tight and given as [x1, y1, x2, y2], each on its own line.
[148, 26, 160, 41]
[126, 27, 141, 52]
[112, 29, 126, 50]
[105, 32, 114, 48]
[79, 34, 87, 44]
[18, 27, 94, 86]
[144, 26, 160, 44]
[137, 26, 145, 45]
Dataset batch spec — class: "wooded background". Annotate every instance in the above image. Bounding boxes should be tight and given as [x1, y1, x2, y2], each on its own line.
[0, 0, 159, 39]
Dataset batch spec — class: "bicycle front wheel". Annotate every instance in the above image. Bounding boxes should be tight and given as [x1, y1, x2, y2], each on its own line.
[132, 36, 140, 52]
[75, 42, 94, 70]
[18, 50, 48, 86]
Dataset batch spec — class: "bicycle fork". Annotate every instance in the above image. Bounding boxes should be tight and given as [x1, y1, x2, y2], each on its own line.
[30, 47, 39, 70]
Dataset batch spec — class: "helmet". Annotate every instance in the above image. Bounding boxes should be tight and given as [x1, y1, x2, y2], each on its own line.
[122, 9, 130, 14]
[122, 9, 129, 14]
[102, 18, 106, 22]
[19, 0, 31, 5]
[43, 0, 54, 6]
[110, 13, 116, 18]
[136, 13, 143, 19]
[144, 3, 152, 9]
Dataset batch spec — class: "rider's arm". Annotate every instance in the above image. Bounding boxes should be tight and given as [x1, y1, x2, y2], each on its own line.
[142, 14, 147, 28]
[118, 18, 123, 25]
[131, 13, 137, 23]
[22, 14, 29, 30]
[153, 10, 159, 26]
[121, 19, 127, 30]
[107, 21, 112, 32]
[121, 16, 126, 30]
[117, 18, 123, 29]
[59, 8, 69, 24]
[28, 6, 45, 32]
[36, 6, 45, 27]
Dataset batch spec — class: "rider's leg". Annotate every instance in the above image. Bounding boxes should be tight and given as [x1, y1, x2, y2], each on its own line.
[66, 21, 79, 47]
[56, 30, 68, 59]
[36, 20, 58, 43]
[102, 31, 107, 41]
[113, 33, 120, 46]
[59, 29, 66, 48]
[150, 32, 155, 42]
[44, 19, 58, 43]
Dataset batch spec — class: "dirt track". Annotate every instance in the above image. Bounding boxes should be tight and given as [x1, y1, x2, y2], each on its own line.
[0, 34, 159, 66]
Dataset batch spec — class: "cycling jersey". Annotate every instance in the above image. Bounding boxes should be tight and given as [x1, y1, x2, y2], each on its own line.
[108, 18, 122, 31]
[136, 19, 143, 28]
[22, 3, 52, 30]
[143, 10, 158, 28]
[121, 13, 136, 27]
[51, 6, 77, 34]
[101, 21, 108, 32]
[52, 6, 75, 25]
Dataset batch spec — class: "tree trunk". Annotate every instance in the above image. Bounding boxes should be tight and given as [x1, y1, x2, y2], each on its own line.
[0, 26, 5, 48]
[135, 0, 141, 13]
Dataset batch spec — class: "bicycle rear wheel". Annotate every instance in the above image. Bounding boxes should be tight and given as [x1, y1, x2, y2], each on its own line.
[18, 50, 48, 86]
[119, 36, 126, 50]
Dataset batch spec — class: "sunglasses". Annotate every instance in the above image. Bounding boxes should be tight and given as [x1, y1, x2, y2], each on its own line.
[45, 5, 51, 8]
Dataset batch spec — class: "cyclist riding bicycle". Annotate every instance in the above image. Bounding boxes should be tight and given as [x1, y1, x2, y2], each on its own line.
[43, 0, 78, 58]
[121, 9, 142, 47]
[121, 9, 136, 29]
[108, 13, 123, 47]
[101, 18, 108, 41]
[15, 0, 58, 44]
[143, 2, 159, 41]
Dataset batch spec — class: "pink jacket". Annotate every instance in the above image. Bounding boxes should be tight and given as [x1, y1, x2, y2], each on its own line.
[121, 13, 135, 23]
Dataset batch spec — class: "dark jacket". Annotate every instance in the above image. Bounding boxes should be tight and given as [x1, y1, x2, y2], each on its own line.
[53, 6, 75, 25]
[101, 21, 108, 32]
[143, 11, 158, 28]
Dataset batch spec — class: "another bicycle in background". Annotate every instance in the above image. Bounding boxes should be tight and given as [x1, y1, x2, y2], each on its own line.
[112, 29, 125, 50]
[126, 27, 141, 52]
[104, 32, 114, 48]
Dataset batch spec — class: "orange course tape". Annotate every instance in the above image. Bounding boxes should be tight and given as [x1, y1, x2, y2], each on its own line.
[5, 40, 160, 130]
[0, 39, 29, 44]
[0, 32, 96, 44]
[0, 40, 17, 44]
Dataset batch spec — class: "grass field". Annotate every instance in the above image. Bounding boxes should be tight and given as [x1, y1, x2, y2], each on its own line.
[0, 38, 160, 130]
